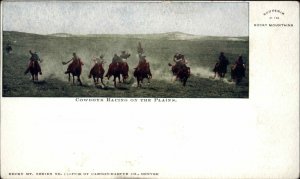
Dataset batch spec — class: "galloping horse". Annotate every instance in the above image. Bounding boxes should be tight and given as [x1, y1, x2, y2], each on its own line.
[27, 61, 41, 81]
[88, 62, 105, 86]
[63, 58, 83, 86]
[133, 61, 152, 87]
[231, 64, 246, 84]
[168, 63, 190, 86]
[105, 62, 129, 87]
[213, 59, 229, 78]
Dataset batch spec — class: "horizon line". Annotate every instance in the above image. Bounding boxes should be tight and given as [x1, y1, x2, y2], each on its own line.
[3, 30, 249, 38]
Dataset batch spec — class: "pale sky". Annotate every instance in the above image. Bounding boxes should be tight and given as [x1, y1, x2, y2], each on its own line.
[2, 2, 248, 36]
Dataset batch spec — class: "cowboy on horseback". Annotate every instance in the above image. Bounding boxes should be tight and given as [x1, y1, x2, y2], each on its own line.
[134, 42, 151, 84]
[108, 52, 130, 74]
[89, 55, 106, 78]
[135, 42, 147, 69]
[233, 55, 246, 77]
[213, 52, 229, 78]
[64, 52, 84, 74]
[172, 53, 190, 75]
[106, 54, 122, 79]
[25, 50, 42, 75]
[168, 53, 190, 86]
[6, 43, 12, 54]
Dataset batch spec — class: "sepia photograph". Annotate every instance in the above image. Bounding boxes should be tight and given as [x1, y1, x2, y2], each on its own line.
[2, 2, 249, 98]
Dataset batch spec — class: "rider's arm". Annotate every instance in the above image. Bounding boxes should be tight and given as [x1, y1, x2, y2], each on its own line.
[79, 58, 84, 65]
[173, 56, 179, 62]
[64, 58, 73, 64]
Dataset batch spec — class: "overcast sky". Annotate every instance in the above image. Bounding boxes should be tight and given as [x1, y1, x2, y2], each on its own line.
[2, 2, 248, 36]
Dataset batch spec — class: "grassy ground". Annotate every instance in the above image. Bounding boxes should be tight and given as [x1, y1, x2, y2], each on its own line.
[2, 31, 249, 98]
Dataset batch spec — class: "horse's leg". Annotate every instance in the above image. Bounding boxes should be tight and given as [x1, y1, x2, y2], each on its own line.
[78, 76, 82, 86]
[138, 80, 140, 88]
[101, 78, 105, 86]
[72, 75, 75, 85]
[113, 76, 117, 87]
[68, 73, 71, 82]
[32, 74, 34, 81]
[137, 78, 141, 88]
[118, 75, 121, 83]
[183, 78, 187, 86]
[36, 74, 38, 81]
[93, 77, 96, 86]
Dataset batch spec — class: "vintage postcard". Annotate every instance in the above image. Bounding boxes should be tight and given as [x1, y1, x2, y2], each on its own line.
[1, 1, 299, 179]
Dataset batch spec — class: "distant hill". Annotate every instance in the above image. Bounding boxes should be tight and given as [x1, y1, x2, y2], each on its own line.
[4, 31, 248, 42]
[50, 33, 73, 37]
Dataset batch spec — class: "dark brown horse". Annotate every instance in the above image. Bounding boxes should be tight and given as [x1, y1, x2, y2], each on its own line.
[168, 63, 190, 86]
[88, 63, 105, 86]
[231, 64, 246, 84]
[63, 59, 83, 86]
[133, 61, 152, 87]
[25, 61, 41, 81]
[105, 62, 129, 87]
[213, 59, 229, 78]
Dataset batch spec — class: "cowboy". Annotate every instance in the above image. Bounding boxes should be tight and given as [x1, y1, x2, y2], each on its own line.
[111, 54, 122, 64]
[64, 52, 84, 74]
[25, 50, 42, 75]
[234, 55, 246, 77]
[218, 52, 228, 65]
[235, 55, 245, 67]
[214, 52, 229, 72]
[173, 53, 189, 73]
[92, 55, 106, 64]
[135, 54, 147, 70]
[120, 51, 131, 62]
[173, 53, 187, 66]
[6, 43, 12, 53]
[172, 53, 190, 76]
[137, 42, 144, 55]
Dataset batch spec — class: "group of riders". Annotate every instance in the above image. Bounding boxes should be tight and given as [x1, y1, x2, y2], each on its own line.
[213, 52, 246, 83]
[18, 41, 245, 86]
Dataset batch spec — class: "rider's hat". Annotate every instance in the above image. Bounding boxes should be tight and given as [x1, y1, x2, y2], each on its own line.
[100, 54, 104, 58]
